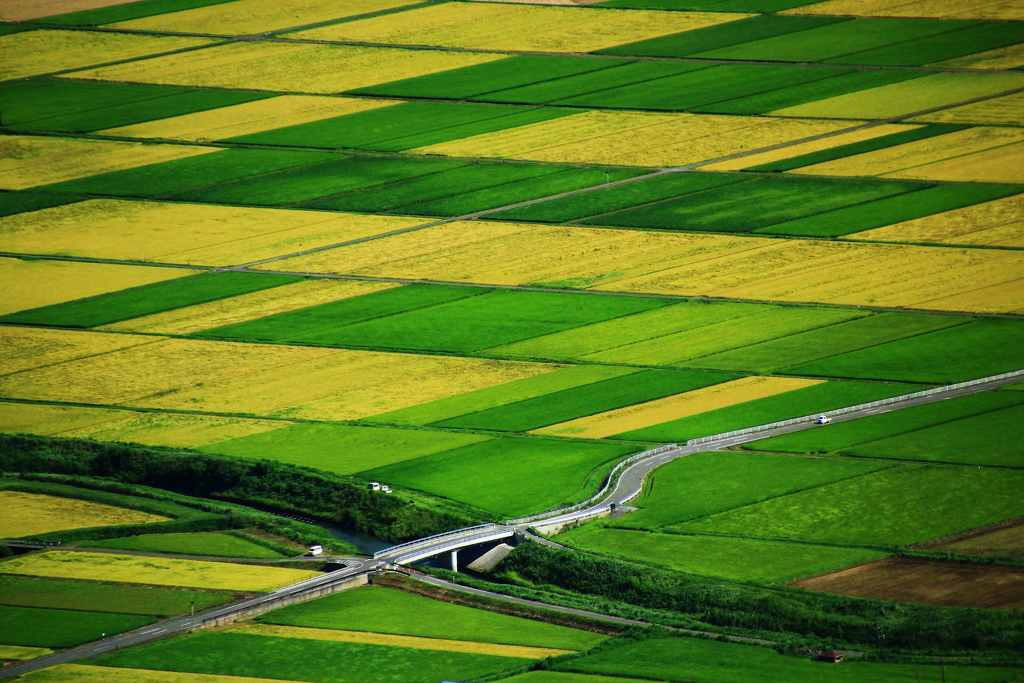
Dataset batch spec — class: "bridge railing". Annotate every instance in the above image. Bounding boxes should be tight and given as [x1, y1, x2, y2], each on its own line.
[505, 443, 679, 525]
[373, 524, 498, 560]
[388, 527, 516, 563]
[685, 368, 1024, 446]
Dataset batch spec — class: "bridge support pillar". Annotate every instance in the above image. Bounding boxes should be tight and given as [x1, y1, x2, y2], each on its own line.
[450, 549, 459, 573]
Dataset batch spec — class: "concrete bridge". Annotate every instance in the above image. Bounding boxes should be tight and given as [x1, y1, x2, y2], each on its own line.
[373, 524, 517, 572]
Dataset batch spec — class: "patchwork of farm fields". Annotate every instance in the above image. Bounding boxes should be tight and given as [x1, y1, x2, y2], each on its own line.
[3, 0, 1024, 677]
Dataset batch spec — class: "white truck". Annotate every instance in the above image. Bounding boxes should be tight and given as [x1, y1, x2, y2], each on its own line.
[816, 415, 832, 425]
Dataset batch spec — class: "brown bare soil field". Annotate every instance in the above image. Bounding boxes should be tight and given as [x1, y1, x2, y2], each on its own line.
[792, 557, 1024, 609]
[923, 519, 1024, 560]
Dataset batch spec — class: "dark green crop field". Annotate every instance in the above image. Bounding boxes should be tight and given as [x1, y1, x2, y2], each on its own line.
[0, 605, 155, 648]
[82, 532, 290, 559]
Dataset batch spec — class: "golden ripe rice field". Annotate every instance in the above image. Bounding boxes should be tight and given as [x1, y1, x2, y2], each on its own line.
[68, 42, 506, 94]
[772, 72, 1024, 120]
[0, 551, 318, 591]
[0, 258, 200, 317]
[99, 95, 398, 142]
[108, 0, 417, 35]
[533, 376, 822, 438]
[17, 665, 303, 683]
[909, 92, 1024, 127]
[0, 0, 138, 21]
[0, 136, 218, 190]
[782, 0, 1024, 20]
[415, 111, 851, 167]
[0, 330, 558, 420]
[933, 44, 1024, 70]
[233, 624, 573, 659]
[101, 279, 401, 335]
[0, 326, 157, 376]
[851, 194, 1024, 246]
[0, 29, 213, 81]
[292, 3, 745, 53]
[0, 200, 426, 266]
[0, 491, 169, 538]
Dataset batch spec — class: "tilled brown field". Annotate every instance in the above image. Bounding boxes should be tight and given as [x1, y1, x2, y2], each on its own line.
[791, 557, 1024, 609]
[924, 519, 1024, 560]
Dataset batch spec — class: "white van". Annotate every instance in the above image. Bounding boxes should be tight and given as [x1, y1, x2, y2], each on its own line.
[308, 545, 323, 556]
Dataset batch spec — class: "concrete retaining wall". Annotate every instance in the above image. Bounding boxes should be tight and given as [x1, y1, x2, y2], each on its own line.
[196, 573, 369, 630]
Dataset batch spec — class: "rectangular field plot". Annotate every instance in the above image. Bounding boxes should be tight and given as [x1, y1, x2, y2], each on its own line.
[0, 272, 300, 328]
[489, 299, 763, 360]
[0, 490, 169, 539]
[82, 532, 289, 559]
[434, 369, 733, 432]
[841, 402, 1024, 468]
[552, 634, 1024, 683]
[27, 0, 241, 26]
[95, 631, 528, 683]
[677, 465, 1024, 546]
[752, 184, 1021, 238]
[534, 376, 821, 439]
[0, 200, 426, 267]
[927, 521, 1024, 561]
[613, 451, 885, 529]
[785, 318, 1024, 383]
[287, 289, 672, 354]
[780, 0, 1024, 21]
[0, 258, 199, 319]
[910, 91, 1024, 127]
[260, 585, 606, 651]
[367, 366, 639, 426]
[0, 551, 318, 592]
[412, 111, 851, 168]
[772, 71, 1024, 120]
[70, 42, 506, 95]
[685, 311, 968, 373]
[852, 193, 1024, 247]
[0, 575, 233, 617]
[101, 279, 401, 335]
[107, 0, 420, 35]
[226, 100, 572, 152]
[0, 191, 82, 219]
[0, 330, 556, 421]
[561, 528, 885, 581]
[0, 605, 155, 648]
[201, 422, 491, 475]
[0, 29, 213, 82]
[579, 175, 924, 234]
[0, 80, 269, 134]
[793, 557, 1024, 610]
[364, 438, 638, 517]
[0, 135, 218, 191]
[291, 3, 743, 53]
[749, 389, 1024, 457]
[616, 380, 914, 442]
[100, 95, 398, 142]
[350, 54, 629, 100]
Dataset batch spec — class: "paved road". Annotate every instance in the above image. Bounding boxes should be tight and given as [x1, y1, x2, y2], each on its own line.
[0, 558, 378, 680]
[1, 543, 348, 565]
[529, 372, 1024, 530]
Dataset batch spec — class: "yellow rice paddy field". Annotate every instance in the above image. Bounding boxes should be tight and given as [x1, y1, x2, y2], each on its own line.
[934, 44, 1024, 70]
[0, 0, 137, 21]
[0, 491, 169, 538]
[0, 331, 557, 420]
[702, 124, 918, 171]
[0, 551, 318, 591]
[783, 0, 1024, 20]
[0, 200, 426, 266]
[0, 645, 52, 661]
[0, 326, 158, 376]
[293, 3, 744, 53]
[772, 72, 1024, 120]
[885, 142, 1024, 184]
[234, 624, 571, 659]
[69, 42, 507, 94]
[534, 376, 822, 438]
[0, 258, 199, 317]
[266, 221, 1024, 313]
[0, 401, 289, 447]
[100, 95, 398, 143]
[20, 664, 302, 683]
[101, 279, 400, 334]
[415, 111, 851, 167]
[793, 127, 1024, 178]
[851, 194, 1024, 247]
[0, 136, 218, 191]
[109, 0, 416, 35]
[909, 92, 1024, 127]
[0, 29, 213, 82]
